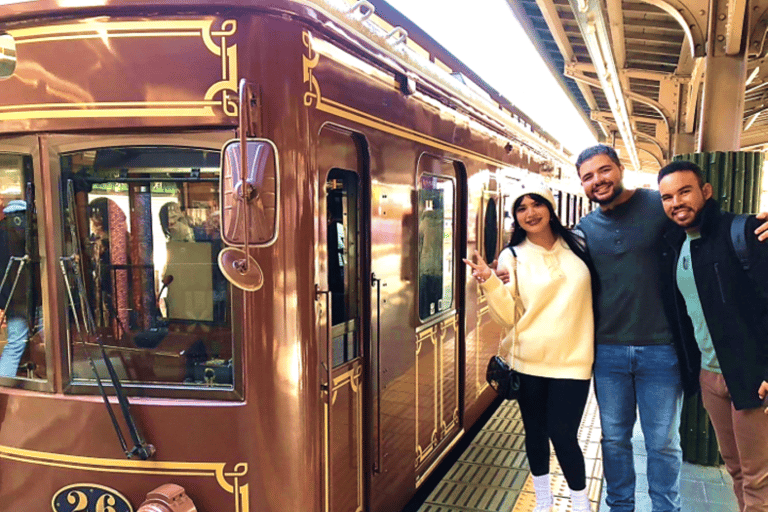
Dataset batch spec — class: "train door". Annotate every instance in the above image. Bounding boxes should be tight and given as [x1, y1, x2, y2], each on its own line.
[316, 126, 367, 512]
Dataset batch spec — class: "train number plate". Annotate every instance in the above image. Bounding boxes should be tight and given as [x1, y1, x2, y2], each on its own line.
[52, 484, 134, 512]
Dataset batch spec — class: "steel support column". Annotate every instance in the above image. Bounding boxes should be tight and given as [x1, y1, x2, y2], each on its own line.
[698, 54, 748, 151]
[698, 0, 749, 151]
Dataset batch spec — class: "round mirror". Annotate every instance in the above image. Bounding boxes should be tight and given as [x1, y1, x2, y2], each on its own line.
[0, 34, 16, 80]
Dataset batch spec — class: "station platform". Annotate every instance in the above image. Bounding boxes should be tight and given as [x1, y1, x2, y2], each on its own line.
[416, 390, 739, 512]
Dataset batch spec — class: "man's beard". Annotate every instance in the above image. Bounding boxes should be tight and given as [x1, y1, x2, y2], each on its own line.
[593, 183, 624, 205]
[673, 207, 705, 229]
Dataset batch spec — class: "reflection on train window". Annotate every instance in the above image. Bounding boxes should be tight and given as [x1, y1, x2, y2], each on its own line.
[59, 147, 233, 389]
[327, 170, 359, 367]
[483, 197, 497, 262]
[501, 194, 514, 247]
[0, 153, 44, 382]
[418, 174, 454, 320]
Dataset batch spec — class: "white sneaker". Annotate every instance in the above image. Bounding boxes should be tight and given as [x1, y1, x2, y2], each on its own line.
[532, 474, 553, 512]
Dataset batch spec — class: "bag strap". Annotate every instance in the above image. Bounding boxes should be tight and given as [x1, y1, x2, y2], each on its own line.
[496, 250, 520, 368]
[730, 214, 750, 271]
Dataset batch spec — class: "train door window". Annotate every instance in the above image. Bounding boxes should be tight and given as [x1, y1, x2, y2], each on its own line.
[59, 146, 234, 392]
[555, 190, 563, 221]
[482, 196, 497, 262]
[501, 193, 514, 248]
[0, 153, 44, 383]
[418, 174, 455, 320]
[326, 169, 359, 367]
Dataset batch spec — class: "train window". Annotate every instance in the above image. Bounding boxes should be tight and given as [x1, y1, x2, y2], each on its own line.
[0, 34, 15, 79]
[418, 174, 454, 320]
[483, 197, 497, 262]
[59, 146, 234, 390]
[501, 194, 514, 247]
[326, 170, 359, 367]
[0, 153, 44, 382]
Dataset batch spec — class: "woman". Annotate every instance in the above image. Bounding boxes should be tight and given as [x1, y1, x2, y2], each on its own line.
[464, 178, 595, 512]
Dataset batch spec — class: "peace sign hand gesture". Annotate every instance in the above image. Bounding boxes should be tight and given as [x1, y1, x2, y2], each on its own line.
[463, 250, 493, 284]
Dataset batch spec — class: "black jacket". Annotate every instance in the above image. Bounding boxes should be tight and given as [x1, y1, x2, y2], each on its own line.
[661, 199, 768, 410]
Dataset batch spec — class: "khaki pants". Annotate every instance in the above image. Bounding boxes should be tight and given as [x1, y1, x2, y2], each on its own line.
[700, 369, 768, 512]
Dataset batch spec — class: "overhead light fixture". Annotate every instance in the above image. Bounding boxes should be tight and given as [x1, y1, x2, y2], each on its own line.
[567, 0, 640, 171]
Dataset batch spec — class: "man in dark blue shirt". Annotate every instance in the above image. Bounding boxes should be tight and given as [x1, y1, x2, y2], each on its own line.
[576, 145, 688, 512]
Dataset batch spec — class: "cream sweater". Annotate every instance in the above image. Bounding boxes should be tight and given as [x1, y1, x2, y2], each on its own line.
[481, 237, 594, 380]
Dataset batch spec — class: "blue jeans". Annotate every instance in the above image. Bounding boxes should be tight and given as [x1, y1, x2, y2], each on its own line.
[0, 316, 29, 377]
[594, 344, 683, 512]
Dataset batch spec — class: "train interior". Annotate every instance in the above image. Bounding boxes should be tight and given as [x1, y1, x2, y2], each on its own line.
[0, 146, 234, 387]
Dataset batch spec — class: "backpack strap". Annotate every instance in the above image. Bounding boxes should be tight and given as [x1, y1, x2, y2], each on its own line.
[730, 214, 750, 271]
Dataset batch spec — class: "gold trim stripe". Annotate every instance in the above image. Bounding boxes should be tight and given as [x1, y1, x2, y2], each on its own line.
[11, 20, 216, 41]
[302, 31, 512, 170]
[0, 444, 246, 496]
[19, 32, 203, 44]
[2, 19, 238, 121]
[0, 101, 218, 111]
[0, 107, 215, 120]
[316, 99, 509, 169]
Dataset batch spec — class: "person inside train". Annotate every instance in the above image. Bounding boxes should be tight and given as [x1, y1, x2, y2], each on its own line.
[572, 144, 768, 512]
[658, 160, 768, 512]
[0, 196, 38, 378]
[464, 177, 596, 512]
[88, 198, 114, 328]
[158, 201, 195, 243]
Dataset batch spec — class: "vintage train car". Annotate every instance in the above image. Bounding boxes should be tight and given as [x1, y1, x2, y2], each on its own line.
[0, 1, 584, 511]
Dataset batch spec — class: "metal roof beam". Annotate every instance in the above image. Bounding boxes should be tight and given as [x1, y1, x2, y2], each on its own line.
[507, 0, 603, 136]
[560, 0, 641, 171]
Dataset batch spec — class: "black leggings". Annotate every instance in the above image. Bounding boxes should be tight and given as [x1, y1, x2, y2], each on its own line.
[516, 373, 591, 490]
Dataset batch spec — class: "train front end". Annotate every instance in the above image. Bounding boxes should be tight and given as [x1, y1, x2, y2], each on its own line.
[0, 2, 319, 511]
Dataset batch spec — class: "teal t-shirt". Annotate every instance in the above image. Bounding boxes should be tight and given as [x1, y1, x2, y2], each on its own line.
[676, 230, 721, 373]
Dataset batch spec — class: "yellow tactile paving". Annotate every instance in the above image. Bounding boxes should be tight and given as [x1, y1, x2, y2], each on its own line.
[417, 388, 603, 512]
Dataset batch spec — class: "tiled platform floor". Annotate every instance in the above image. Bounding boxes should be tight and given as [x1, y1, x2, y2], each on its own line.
[417, 390, 602, 512]
[597, 419, 738, 512]
[417, 390, 738, 512]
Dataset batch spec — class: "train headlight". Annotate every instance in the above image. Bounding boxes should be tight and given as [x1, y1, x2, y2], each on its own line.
[137, 484, 197, 512]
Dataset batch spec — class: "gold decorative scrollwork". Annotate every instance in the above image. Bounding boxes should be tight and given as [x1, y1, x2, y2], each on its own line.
[302, 30, 322, 107]
[415, 326, 438, 468]
[203, 20, 239, 117]
[476, 303, 491, 398]
[219, 463, 249, 512]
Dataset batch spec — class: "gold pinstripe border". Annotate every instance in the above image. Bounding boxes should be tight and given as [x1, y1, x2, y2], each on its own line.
[302, 30, 517, 170]
[0, 444, 249, 511]
[2, 19, 238, 120]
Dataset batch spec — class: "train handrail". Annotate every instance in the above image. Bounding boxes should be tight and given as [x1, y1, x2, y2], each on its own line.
[371, 272, 382, 474]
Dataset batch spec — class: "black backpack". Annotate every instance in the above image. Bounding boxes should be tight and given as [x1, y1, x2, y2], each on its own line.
[729, 214, 768, 303]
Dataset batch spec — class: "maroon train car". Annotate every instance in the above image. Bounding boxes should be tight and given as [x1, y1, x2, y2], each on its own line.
[0, 1, 584, 511]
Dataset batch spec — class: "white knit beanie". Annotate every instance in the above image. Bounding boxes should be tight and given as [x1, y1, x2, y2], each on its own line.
[510, 176, 556, 210]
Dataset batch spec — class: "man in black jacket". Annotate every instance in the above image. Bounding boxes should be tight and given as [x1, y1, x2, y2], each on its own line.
[658, 160, 768, 512]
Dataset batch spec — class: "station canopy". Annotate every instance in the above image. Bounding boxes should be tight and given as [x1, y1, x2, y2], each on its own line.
[504, 0, 768, 172]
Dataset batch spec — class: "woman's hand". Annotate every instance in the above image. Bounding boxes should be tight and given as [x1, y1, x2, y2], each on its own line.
[463, 250, 493, 284]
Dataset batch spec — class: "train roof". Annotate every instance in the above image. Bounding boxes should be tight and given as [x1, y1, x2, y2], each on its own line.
[0, 0, 573, 167]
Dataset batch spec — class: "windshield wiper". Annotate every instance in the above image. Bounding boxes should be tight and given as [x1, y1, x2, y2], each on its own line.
[60, 179, 155, 460]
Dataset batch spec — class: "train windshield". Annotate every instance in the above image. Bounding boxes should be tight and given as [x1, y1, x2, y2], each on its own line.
[60, 146, 234, 390]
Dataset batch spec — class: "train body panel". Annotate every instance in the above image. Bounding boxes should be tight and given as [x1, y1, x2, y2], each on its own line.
[0, 1, 589, 511]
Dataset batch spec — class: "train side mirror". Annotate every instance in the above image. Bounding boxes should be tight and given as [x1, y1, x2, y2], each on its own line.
[217, 139, 279, 291]
[219, 139, 279, 247]
[0, 34, 17, 79]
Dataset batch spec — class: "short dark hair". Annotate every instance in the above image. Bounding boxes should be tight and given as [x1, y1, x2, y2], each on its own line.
[575, 144, 621, 176]
[657, 160, 705, 186]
